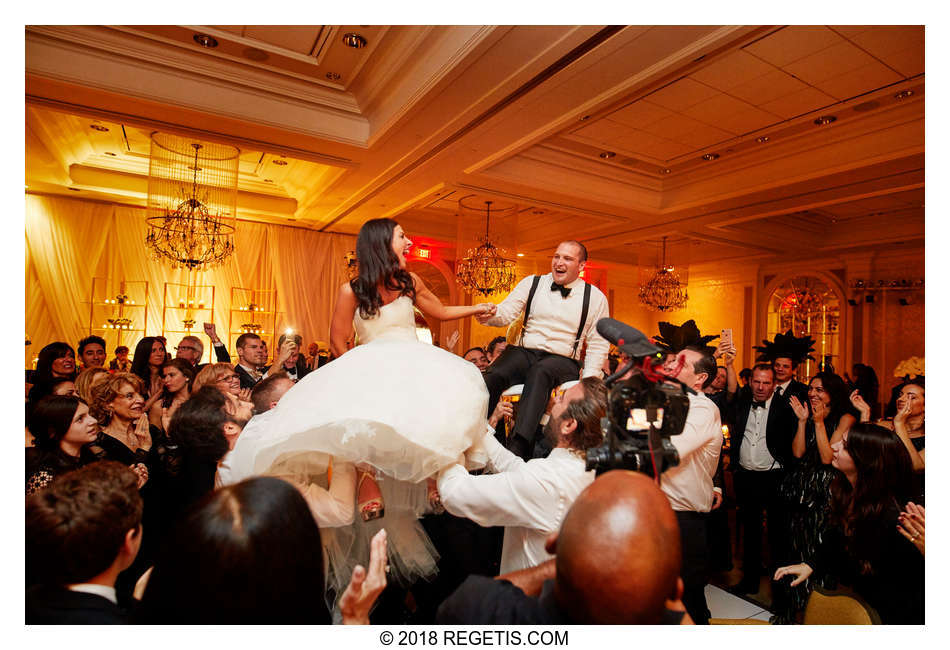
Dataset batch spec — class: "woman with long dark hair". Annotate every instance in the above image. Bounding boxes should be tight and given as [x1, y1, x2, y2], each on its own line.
[774, 423, 923, 623]
[139, 476, 387, 624]
[130, 336, 167, 412]
[147, 358, 195, 432]
[27, 342, 77, 407]
[228, 218, 495, 602]
[25, 395, 99, 494]
[773, 371, 856, 622]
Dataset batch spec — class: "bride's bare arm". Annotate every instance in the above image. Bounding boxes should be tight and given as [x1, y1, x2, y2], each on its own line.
[411, 272, 495, 321]
[330, 282, 358, 358]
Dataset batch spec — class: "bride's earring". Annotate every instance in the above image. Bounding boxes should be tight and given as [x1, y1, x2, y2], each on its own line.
[357, 468, 385, 521]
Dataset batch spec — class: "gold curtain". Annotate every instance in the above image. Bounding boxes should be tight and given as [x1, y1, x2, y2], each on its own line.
[25, 195, 355, 368]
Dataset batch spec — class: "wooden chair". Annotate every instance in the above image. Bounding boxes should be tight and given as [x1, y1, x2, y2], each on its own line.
[802, 587, 881, 625]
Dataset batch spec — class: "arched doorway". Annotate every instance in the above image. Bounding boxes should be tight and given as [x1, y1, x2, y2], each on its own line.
[763, 274, 845, 378]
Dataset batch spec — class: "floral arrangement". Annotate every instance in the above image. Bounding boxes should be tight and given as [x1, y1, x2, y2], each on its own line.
[893, 356, 924, 379]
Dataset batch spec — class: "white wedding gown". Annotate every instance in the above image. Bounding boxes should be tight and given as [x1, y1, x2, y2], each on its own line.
[227, 295, 490, 600]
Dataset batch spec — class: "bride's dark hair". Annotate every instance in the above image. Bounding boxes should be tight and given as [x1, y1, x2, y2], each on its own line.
[350, 218, 416, 319]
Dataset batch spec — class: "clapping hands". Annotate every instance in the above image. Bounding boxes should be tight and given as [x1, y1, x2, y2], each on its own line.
[789, 395, 809, 422]
[897, 502, 925, 556]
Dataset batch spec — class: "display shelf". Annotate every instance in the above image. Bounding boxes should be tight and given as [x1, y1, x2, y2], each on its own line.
[87, 278, 149, 350]
[228, 287, 279, 358]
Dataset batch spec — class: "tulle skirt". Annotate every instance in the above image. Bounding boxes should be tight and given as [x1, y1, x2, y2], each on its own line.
[225, 337, 490, 610]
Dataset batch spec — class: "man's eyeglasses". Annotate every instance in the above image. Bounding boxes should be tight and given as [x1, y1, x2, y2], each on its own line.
[176, 345, 199, 352]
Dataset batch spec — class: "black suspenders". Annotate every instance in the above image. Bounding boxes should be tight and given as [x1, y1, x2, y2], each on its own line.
[520, 275, 592, 359]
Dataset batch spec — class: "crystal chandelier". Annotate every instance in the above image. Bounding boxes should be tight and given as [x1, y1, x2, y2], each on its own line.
[638, 236, 688, 312]
[145, 133, 239, 271]
[455, 200, 517, 296]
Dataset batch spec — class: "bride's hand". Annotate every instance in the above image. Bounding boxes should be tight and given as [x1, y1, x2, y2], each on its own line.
[340, 529, 388, 624]
[475, 303, 497, 318]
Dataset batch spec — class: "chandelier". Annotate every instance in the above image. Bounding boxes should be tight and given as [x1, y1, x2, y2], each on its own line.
[455, 200, 517, 296]
[638, 236, 688, 312]
[145, 133, 239, 271]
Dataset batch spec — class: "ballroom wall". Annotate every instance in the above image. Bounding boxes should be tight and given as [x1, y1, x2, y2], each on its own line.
[25, 194, 355, 367]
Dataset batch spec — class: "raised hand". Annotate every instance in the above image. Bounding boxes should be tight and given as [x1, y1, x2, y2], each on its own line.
[340, 529, 388, 624]
[239, 387, 253, 402]
[850, 389, 871, 422]
[788, 395, 809, 421]
[894, 399, 912, 425]
[897, 502, 925, 556]
[202, 322, 220, 342]
[489, 399, 514, 429]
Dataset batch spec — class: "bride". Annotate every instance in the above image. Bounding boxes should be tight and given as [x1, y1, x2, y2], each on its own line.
[227, 218, 494, 601]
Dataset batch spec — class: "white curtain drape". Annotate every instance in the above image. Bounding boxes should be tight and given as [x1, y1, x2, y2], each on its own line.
[25, 195, 355, 367]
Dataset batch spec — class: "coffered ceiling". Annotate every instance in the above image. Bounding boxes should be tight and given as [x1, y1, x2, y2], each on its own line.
[25, 24, 925, 270]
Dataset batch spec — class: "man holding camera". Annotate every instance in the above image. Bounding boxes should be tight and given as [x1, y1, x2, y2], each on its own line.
[658, 346, 722, 625]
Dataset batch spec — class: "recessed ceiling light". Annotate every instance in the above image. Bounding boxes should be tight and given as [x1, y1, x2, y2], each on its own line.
[660, 168, 672, 174]
[193, 33, 218, 48]
[894, 90, 914, 100]
[579, 115, 591, 121]
[517, 253, 525, 257]
[599, 151, 616, 159]
[105, 152, 117, 156]
[264, 179, 274, 183]
[756, 136, 770, 144]
[342, 33, 367, 49]
[272, 159, 288, 166]
[68, 187, 81, 191]
[814, 115, 837, 126]
[702, 153, 720, 161]
[90, 124, 109, 132]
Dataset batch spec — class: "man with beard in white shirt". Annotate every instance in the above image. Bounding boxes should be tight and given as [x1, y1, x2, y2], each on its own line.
[436, 377, 607, 574]
[476, 241, 609, 460]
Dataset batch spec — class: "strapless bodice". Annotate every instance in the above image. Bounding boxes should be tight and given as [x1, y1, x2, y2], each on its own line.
[353, 295, 418, 343]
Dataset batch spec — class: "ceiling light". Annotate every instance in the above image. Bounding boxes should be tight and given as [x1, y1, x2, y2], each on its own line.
[599, 151, 616, 159]
[814, 115, 837, 126]
[517, 253, 525, 257]
[105, 152, 117, 156]
[272, 159, 288, 166]
[342, 33, 368, 49]
[193, 33, 218, 48]
[894, 90, 914, 100]
[68, 187, 81, 191]
[579, 115, 591, 121]
[702, 153, 719, 161]
[756, 136, 770, 144]
[90, 124, 109, 132]
[660, 168, 672, 174]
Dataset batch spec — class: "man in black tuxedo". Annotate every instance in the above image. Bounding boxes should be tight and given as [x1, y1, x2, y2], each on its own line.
[26, 461, 143, 624]
[234, 333, 267, 390]
[727, 364, 797, 594]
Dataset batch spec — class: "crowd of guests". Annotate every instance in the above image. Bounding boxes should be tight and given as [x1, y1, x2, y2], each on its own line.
[25, 323, 924, 625]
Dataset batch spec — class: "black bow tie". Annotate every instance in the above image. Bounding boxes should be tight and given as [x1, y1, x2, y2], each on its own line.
[752, 400, 767, 409]
[550, 282, 571, 298]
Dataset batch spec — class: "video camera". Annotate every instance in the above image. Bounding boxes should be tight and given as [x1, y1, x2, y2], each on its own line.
[585, 318, 692, 478]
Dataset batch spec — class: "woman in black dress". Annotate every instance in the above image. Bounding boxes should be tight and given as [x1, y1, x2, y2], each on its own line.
[25, 395, 100, 495]
[775, 423, 923, 623]
[773, 371, 856, 622]
[130, 336, 168, 417]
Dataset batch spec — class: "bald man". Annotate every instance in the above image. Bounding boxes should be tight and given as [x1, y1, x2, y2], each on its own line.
[436, 470, 689, 625]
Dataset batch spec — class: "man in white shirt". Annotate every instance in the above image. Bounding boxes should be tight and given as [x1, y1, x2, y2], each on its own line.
[658, 346, 722, 625]
[437, 377, 607, 574]
[476, 241, 610, 459]
[727, 363, 796, 594]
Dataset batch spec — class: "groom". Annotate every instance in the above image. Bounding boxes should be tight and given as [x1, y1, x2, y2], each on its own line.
[476, 240, 610, 460]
